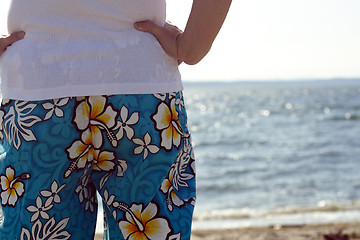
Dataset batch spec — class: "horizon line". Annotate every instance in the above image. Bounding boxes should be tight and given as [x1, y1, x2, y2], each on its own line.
[182, 77, 360, 83]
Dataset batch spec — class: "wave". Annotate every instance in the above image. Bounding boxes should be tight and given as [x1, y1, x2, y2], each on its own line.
[194, 200, 360, 221]
[192, 201, 360, 229]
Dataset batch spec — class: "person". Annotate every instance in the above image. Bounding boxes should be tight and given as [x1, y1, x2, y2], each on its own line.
[0, 0, 232, 239]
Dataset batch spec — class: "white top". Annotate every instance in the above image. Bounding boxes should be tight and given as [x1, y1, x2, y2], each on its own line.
[0, 0, 182, 101]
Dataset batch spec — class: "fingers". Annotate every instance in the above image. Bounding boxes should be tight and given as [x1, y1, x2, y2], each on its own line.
[0, 31, 25, 56]
[134, 21, 166, 42]
[134, 21, 182, 60]
[7, 32, 25, 44]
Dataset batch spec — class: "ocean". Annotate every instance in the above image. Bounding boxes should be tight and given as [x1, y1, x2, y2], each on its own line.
[1, 79, 359, 232]
[93, 79, 360, 232]
[94, 79, 360, 232]
[182, 79, 360, 229]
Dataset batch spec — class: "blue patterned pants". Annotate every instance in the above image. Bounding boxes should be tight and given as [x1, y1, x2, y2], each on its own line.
[0, 92, 196, 240]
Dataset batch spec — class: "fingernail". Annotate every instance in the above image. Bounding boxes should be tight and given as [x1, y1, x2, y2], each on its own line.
[134, 22, 143, 30]
[16, 32, 25, 38]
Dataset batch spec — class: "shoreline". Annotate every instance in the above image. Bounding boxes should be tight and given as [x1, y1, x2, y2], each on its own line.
[94, 222, 360, 240]
[191, 222, 360, 240]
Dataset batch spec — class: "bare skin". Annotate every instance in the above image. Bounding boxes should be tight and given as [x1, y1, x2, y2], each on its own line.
[135, 0, 232, 65]
[1, 0, 232, 64]
[0, 31, 25, 57]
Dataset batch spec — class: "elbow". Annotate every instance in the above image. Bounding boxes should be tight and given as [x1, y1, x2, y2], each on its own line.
[183, 56, 202, 65]
[177, 34, 212, 65]
[180, 44, 212, 65]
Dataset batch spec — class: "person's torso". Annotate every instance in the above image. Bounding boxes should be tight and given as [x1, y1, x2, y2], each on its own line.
[0, 0, 182, 100]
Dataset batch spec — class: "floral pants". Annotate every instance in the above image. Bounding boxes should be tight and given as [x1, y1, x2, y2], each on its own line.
[0, 92, 196, 240]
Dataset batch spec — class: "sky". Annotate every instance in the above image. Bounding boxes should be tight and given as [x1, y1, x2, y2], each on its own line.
[1, 0, 360, 81]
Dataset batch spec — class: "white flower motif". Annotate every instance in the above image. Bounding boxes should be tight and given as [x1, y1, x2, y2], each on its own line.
[42, 98, 69, 120]
[116, 159, 128, 177]
[26, 196, 53, 222]
[112, 210, 117, 220]
[75, 175, 97, 212]
[153, 92, 177, 101]
[103, 189, 116, 208]
[115, 105, 139, 140]
[84, 188, 97, 213]
[175, 92, 184, 111]
[40, 181, 66, 208]
[169, 92, 177, 100]
[153, 93, 167, 101]
[3, 101, 42, 150]
[172, 149, 194, 190]
[99, 172, 112, 190]
[160, 146, 195, 211]
[75, 175, 90, 203]
[133, 132, 160, 160]
[169, 233, 181, 240]
[0, 166, 30, 207]
[17, 217, 71, 240]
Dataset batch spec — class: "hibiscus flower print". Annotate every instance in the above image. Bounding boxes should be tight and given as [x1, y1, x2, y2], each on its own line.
[93, 149, 116, 172]
[160, 173, 184, 212]
[151, 99, 182, 151]
[65, 130, 94, 178]
[0, 166, 31, 207]
[73, 96, 118, 148]
[119, 202, 171, 240]
[161, 147, 195, 211]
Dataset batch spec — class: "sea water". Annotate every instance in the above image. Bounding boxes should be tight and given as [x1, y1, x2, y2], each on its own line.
[95, 79, 360, 232]
[1, 79, 359, 231]
[183, 79, 360, 229]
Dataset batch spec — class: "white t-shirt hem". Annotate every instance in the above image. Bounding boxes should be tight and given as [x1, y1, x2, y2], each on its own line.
[1, 81, 184, 101]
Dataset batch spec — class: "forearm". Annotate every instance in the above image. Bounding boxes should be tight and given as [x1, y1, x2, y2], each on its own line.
[178, 0, 232, 65]
[134, 0, 232, 65]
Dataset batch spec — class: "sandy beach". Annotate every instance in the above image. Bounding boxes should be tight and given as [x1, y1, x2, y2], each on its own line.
[94, 222, 360, 240]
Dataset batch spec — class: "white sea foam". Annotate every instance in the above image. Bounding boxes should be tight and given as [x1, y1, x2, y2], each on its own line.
[194, 200, 360, 221]
[192, 201, 360, 230]
[192, 209, 360, 230]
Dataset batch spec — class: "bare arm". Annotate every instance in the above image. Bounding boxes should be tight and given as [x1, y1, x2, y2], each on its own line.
[0, 32, 25, 57]
[135, 0, 232, 65]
